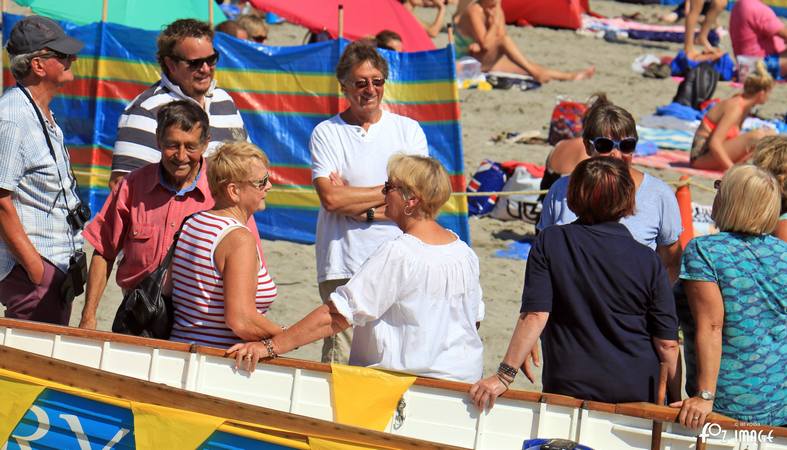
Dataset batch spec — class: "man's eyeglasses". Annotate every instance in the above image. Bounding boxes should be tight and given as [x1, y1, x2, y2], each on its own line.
[170, 51, 220, 70]
[247, 173, 270, 190]
[251, 35, 267, 43]
[350, 78, 385, 89]
[590, 137, 638, 155]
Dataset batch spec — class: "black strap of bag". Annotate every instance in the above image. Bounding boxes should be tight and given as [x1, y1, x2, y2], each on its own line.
[111, 214, 193, 339]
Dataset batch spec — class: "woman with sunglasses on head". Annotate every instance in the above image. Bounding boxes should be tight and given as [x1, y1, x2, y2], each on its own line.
[227, 154, 485, 383]
[168, 142, 282, 348]
[471, 158, 681, 410]
[538, 94, 683, 282]
[671, 165, 786, 428]
[689, 60, 775, 172]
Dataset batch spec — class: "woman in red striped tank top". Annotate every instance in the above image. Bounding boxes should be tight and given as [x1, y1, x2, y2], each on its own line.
[169, 142, 282, 348]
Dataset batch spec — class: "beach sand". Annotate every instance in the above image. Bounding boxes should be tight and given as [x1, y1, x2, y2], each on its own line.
[3, 0, 786, 392]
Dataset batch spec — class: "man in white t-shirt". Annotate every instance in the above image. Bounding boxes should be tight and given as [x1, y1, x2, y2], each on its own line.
[310, 41, 428, 364]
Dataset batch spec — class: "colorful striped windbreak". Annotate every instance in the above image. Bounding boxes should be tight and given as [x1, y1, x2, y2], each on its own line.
[1, 13, 469, 244]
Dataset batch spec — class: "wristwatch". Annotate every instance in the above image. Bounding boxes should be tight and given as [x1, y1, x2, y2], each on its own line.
[697, 390, 715, 401]
[366, 207, 375, 222]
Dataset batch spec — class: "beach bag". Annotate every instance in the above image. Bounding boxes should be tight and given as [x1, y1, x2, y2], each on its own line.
[490, 166, 542, 223]
[672, 63, 719, 110]
[547, 100, 587, 146]
[111, 224, 185, 339]
[467, 160, 506, 216]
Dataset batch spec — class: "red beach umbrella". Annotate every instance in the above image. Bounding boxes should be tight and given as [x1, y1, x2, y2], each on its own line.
[249, 0, 437, 52]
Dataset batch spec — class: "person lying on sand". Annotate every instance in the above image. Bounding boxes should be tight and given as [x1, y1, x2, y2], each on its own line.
[454, 0, 594, 83]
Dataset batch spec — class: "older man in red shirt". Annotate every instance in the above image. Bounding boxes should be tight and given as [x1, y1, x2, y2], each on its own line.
[79, 101, 260, 329]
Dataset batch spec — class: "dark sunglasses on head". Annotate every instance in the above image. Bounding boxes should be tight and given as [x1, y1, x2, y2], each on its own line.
[352, 78, 385, 89]
[382, 180, 400, 195]
[590, 137, 638, 154]
[714, 179, 722, 190]
[171, 51, 220, 70]
[247, 173, 270, 190]
[252, 35, 267, 43]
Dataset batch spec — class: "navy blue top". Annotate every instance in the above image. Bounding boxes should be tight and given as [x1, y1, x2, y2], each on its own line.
[521, 221, 678, 403]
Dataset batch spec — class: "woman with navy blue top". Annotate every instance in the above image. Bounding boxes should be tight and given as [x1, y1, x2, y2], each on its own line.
[471, 158, 681, 410]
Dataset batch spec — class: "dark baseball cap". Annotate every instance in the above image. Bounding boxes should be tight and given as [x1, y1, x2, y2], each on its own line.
[6, 16, 84, 56]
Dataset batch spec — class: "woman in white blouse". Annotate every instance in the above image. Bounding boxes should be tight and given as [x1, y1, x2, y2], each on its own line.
[227, 154, 485, 382]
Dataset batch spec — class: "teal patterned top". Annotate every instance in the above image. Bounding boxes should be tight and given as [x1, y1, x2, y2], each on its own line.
[679, 233, 787, 426]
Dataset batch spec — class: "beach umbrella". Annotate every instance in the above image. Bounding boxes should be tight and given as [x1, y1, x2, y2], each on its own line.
[248, 0, 436, 52]
[10, 0, 227, 29]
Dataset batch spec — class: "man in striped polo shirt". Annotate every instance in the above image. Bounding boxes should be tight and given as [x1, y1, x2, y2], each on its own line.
[108, 19, 248, 189]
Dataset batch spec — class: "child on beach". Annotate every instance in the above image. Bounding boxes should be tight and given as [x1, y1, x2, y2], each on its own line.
[454, 0, 594, 83]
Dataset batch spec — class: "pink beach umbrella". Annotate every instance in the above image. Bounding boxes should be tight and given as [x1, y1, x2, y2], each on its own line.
[248, 0, 437, 52]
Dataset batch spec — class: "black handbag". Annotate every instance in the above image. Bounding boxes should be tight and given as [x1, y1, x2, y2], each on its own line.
[111, 224, 184, 339]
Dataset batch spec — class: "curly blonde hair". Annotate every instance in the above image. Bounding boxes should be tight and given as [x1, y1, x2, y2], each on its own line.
[753, 135, 787, 213]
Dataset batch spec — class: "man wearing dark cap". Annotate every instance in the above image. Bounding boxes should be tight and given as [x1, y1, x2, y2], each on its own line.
[0, 16, 87, 325]
[108, 18, 248, 189]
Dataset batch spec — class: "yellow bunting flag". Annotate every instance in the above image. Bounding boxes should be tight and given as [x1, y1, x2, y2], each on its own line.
[131, 402, 225, 450]
[330, 364, 416, 432]
[308, 436, 379, 450]
[0, 376, 45, 444]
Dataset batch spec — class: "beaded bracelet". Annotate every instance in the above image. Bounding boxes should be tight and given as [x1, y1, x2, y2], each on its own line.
[498, 362, 517, 379]
[262, 338, 277, 359]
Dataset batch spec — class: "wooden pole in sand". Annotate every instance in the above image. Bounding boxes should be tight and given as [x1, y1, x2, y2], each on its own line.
[101, 0, 108, 22]
[447, 23, 455, 46]
[338, 4, 344, 40]
[208, 0, 214, 27]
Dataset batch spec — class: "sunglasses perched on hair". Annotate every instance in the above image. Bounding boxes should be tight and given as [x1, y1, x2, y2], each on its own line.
[590, 137, 638, 154]
[247, 173, 270, 190]
[171, 51, 220, 70]
[351, 78, 385, 89]
[252, 35, 267, 43]
[714, 179, 722, 190]
[382, 180, 401, 195]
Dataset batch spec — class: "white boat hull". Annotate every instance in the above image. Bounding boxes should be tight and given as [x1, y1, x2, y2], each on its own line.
[1, 319, 784, 450]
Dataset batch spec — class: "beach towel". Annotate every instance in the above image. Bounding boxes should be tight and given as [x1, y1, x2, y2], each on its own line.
[670, 50, 736, 80]
[633, 150, 724, 179]
[636, 126, 696, 151]
[580, 15, 720, 44]
[493, 239, 533, 261]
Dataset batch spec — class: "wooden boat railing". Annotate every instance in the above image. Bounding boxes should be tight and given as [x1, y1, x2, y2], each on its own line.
[0, 317, 784, 449]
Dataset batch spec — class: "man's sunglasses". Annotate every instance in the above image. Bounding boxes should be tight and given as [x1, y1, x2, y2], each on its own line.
[351, 78, 385, 89]
[590, 137, 638, 154]
[247, 173, 270, 190]
[39, 49, 72, 61]
[170, 51, 220, 70]
[252, 35, 267, 43]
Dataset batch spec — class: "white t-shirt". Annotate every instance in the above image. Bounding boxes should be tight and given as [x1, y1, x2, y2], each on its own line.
[310, 110, 428, 282]
[330, 234, 485, 383]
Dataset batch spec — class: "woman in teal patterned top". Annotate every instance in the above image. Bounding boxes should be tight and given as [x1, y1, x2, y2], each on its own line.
[672, 165, 787, 428]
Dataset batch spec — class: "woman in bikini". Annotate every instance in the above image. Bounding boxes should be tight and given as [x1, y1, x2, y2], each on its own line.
[690, 60, 775, 171]
[454, 0, 594, 83]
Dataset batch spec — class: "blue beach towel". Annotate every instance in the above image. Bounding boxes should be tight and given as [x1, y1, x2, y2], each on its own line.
[670, 50, 735, 81]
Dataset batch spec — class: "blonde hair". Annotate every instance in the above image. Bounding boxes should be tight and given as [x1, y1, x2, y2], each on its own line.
[753, 135, 787, 213]
[712, 165, 780, 234]
[236, 14, 268, 38]
[387, 154, 451, 219]
[206, 141, 270, 197]
[743, 60, 774, 96]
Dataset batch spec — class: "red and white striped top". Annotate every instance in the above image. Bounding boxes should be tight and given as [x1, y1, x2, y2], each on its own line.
[169, 212, 277, 347]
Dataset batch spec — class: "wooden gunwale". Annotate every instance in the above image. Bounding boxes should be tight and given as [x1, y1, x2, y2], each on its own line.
[0, 345, 462, 450]
[1, 317, 784, 438]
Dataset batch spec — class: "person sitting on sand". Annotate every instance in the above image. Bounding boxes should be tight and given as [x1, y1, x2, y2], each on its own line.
[752, 135, 787, 241]
[402, 0, 447, 38]
[539, 95, 683, 282]
[672, 165, 786, 428]
[684, 0, 727, 61]
[227, 154, 485, 383]
[454, 0, 594, 83]
[730, 0, 787, 79]
[689, 60, 775, 171]
[470, 158, 681, 410]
